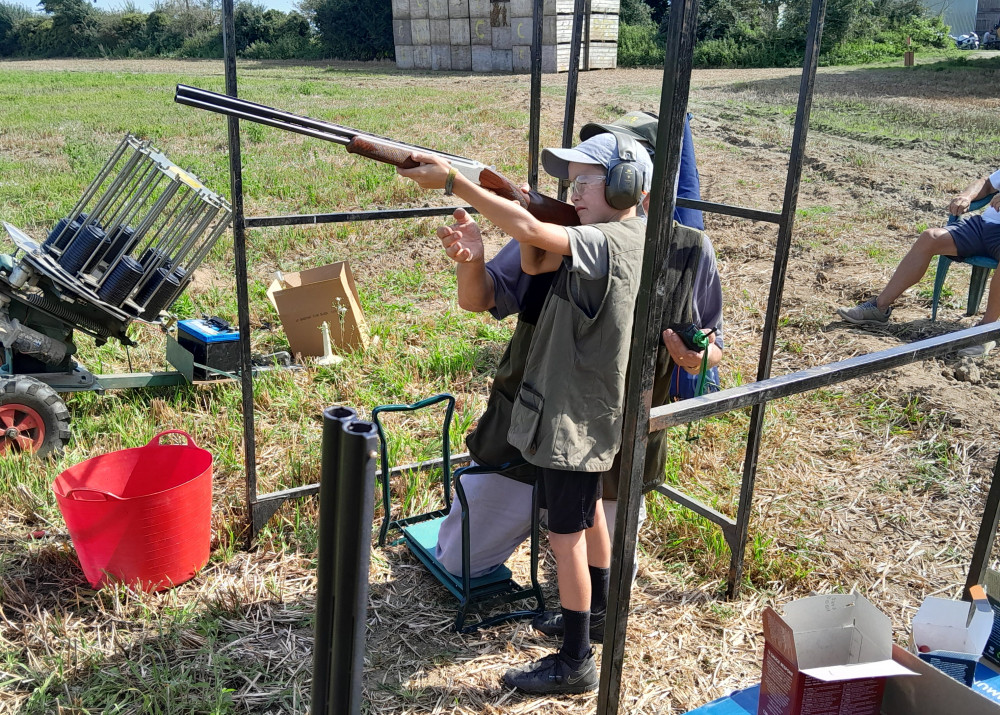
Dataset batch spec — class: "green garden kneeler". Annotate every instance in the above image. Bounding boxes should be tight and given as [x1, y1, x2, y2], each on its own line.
[373, 393, 545, 633]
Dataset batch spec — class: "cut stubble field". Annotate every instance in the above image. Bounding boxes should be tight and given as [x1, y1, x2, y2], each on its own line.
[1, 54, 1000, 713]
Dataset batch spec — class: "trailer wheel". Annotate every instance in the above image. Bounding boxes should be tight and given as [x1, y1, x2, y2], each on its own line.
[0, 377, 71, 458]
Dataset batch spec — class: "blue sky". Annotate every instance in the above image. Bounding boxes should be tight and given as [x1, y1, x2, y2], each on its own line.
[13, 0, 303, 14]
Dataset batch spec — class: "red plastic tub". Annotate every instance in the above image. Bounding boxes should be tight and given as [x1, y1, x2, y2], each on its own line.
[53, 430, 213, 591]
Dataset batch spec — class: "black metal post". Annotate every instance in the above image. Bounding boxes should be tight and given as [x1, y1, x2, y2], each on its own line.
[966, 449, 1000, 598]
[557, 0, 586, 202]
[527, 0, 544, 190]
[311, 407, 378, 715]
[726, 0, 827, 598]
[596, 0, 698, 710]
[311, 406, 359, 715]
[220, 0, 259, 550]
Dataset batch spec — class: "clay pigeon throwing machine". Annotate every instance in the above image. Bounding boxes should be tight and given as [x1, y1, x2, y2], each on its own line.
[0, 135, 232, 455]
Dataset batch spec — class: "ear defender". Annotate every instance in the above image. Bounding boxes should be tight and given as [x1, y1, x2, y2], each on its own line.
[604, 130, 645, 210]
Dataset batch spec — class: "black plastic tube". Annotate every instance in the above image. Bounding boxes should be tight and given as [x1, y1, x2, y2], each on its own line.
[58, 224, 106, 275]
[311, 406, 359, 715]
[328, 417, 377, 715]
[97, 256, 144, 305]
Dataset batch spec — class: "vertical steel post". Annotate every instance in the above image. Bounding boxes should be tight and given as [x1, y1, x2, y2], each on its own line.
[527, 0, 544, 190]
[557, 0, 586, 202]
[311, 406, 359, 715]
[965, 449, 1000, 599]
[220, 0, 259, 550]
[596, 0, 698, 710]
[727, 0, 827, 598]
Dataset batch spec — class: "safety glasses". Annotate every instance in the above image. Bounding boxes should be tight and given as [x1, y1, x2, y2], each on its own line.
[569, 174, 607, 196]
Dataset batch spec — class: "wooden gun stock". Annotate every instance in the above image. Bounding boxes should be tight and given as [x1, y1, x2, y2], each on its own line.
[479, 168, 580, 226]
[347, 138, 580, 227]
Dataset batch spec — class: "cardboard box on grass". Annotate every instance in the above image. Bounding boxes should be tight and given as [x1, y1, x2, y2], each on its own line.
[266, 262, 369, 358]
[911, 585, 994, 685]
[758, 593, 917, 715]
[682, 646, 1000, 714]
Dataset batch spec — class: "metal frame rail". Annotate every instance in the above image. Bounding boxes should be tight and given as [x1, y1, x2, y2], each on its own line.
[218, 0, 590, 542]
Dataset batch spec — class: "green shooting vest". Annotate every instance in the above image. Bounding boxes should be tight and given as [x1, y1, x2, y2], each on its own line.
[508, 217, 646, 472]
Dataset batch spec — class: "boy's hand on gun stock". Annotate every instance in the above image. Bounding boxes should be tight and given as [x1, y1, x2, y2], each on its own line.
[438, 209, 484, 264]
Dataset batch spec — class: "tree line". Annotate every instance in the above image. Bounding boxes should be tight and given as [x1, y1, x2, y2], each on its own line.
[0, 0, 951, 67]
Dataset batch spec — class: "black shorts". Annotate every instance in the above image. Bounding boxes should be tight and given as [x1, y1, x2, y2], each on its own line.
[538, 467, 603, 534]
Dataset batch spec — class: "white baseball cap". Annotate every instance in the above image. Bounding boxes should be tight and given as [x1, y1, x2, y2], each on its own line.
[541, 133, 653, 192]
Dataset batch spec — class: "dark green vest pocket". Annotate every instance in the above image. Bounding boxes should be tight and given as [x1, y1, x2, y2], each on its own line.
[507, 382, 544, 455]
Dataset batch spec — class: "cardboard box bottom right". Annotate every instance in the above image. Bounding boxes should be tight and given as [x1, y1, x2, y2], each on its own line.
[883, 644, 1000, 714]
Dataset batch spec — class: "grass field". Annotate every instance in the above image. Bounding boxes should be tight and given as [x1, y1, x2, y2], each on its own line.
[2, 53, 1000, 713]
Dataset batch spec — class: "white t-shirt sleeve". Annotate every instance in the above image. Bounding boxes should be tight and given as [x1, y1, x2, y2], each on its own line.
[989, 168, 1000, 192]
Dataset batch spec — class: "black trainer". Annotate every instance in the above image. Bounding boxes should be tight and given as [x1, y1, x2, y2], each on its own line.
[502, 648, 598, 694]
[532, 609, 606, 642]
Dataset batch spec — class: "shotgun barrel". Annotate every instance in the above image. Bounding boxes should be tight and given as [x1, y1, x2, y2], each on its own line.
[175, 84, 580, 226]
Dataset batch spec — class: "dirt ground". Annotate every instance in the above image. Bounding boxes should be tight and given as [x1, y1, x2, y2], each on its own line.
[4, 56, 1000, 713]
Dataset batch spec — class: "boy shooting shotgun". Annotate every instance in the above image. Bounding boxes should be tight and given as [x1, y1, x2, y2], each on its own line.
[399, 132, 653, 695]
[173, 84, 579, 227]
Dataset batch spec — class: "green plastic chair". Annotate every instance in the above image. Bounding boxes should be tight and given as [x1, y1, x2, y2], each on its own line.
[373, 394, 544, 632]
[931, 193, 999, 322]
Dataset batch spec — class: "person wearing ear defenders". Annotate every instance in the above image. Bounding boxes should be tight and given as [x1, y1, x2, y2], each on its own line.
[431, 112, 723, 568]
[408, 114, 724, 694]
[400, 129, 653, 694]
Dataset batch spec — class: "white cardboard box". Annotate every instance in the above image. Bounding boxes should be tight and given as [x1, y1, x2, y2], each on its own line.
[911, 585, 994, 685]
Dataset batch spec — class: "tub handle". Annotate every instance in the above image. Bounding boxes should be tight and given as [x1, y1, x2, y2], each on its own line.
[147, 430, 198, 448]
[64, 487, 124, 502]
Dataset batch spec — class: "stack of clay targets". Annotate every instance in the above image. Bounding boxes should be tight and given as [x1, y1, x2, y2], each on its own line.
[43, 135, 232, 321]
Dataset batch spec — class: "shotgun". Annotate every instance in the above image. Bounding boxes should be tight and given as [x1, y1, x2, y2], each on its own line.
[174, 84, 580, 227]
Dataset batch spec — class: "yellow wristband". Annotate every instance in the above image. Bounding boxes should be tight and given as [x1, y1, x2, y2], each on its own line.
[444, 167, 457, 196]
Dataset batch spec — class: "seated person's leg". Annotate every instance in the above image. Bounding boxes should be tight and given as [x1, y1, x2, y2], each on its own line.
[434, 466, 533, 578]
[957, 217, 1000, 356]
[838, 224, 959, 324]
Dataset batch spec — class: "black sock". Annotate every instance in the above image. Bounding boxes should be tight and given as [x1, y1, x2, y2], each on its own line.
[589, 565, 610, 616]
[560, 607, 590, 661]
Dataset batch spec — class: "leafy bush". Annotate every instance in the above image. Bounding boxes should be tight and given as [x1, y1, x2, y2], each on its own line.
[176, 28, 223, 58]
[620, 0, 654, 26]
[243, 34, 322, 60]
[618, 22, 664, 67]
[303, 0, 393, 61]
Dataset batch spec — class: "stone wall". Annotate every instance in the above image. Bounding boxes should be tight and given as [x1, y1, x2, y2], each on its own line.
[393, 0, 620, 72]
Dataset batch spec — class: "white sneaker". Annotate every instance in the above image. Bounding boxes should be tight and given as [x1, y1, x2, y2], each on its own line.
[958, 341, 996, 358]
